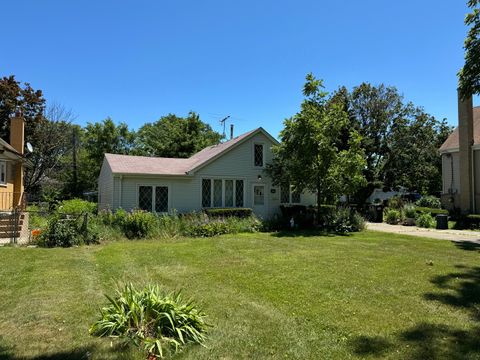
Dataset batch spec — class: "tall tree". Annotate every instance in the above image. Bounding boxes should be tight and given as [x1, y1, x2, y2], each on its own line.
[383, 111, 452, 194]
[458, 0, 480, 97]
[24, 103, 76, 194]
[0, 76, 45, 141]
[135, 112, 222, 158]
[83, 118, 135, 182]
[267, 74, 366, 218]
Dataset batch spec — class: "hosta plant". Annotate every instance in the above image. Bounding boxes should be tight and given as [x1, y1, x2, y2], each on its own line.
[89, 284, 209, 359]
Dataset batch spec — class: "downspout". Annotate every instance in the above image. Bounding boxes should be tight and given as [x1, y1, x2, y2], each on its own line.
[119, 175, 123, 209]
[472, 148, 476, 213]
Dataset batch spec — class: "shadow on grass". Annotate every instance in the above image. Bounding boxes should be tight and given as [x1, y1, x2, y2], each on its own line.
[349, 335, 392, 357]
[349, 264, 480, 359]
[0, 342, 131, 360]
[271, 229, 353, 238]
[453, 241, 480, 252]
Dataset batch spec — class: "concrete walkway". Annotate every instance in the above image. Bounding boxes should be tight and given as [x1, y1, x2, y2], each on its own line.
[366, 222, 480, 243]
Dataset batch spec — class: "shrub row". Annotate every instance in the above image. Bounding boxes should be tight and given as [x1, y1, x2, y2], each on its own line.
[97, 209, 261, 239]
[204, 208, 252, 218]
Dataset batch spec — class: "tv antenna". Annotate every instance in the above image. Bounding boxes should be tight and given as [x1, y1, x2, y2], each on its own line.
[219, 115, 230, 138]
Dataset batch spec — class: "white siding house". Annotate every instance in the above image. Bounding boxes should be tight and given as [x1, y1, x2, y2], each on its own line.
[439, 105, 480, 212]
[98, 127, 316, 219]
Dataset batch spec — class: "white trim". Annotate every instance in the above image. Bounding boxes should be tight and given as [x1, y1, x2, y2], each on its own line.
[251, 183, 268, 217]
[440, 147, 460, 154]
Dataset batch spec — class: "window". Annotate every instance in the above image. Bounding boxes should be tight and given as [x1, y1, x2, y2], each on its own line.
[201, 178, 244, 208]
[138, 185, 169, 212]
[138, 186, 153, 211]
[213, 179, 223, 207]
[291, 190, 301, 204]
[254, 144, 264, 167]
[280, 184, 301, 204]
[0, 161, 6, 185]
[155, 186, 168, 212]
[235, 180, 244, 207]
[225, 180, 234, 207]
[280, 185, 290, 203]
[202, 179, 211, 207]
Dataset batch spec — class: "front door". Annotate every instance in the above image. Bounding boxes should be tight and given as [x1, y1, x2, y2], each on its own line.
[252, 184, 267, 218]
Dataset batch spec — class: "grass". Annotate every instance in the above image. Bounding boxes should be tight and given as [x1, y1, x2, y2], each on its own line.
[1, 230, 480, 359]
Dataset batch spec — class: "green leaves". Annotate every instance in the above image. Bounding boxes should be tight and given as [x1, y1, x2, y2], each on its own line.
[268, 73, 366, 212]
[459, 0, 480, 97]
[135, 112, 222, 158]
[90, 283, 209, 359]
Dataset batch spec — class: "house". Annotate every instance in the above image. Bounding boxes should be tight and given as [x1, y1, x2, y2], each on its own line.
[0, 112, 29, 244]
[98, 127, 316, 218]
[439, 93, 478, 213]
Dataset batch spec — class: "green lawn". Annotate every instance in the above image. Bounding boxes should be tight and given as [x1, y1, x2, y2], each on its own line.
[1, 231, 480, 359]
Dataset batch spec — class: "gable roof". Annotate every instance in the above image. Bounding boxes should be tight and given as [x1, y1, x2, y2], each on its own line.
[105, 127, 278, 176]
[0, 138, 24, 160]
[440, 106, 480, 153]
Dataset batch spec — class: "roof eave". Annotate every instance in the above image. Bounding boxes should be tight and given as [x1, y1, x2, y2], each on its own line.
[439, 147, 459, 154]
[187, 127, 278, 175]
[111, 172, 193, 178]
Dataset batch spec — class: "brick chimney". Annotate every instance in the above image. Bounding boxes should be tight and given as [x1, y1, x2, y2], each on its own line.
[10, 111, 24, 155]
[10, 111, 25, 205]
[458, 90, 474, 213]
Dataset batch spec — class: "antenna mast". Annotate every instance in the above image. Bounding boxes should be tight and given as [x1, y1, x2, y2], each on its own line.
[219, 115, 230, 138]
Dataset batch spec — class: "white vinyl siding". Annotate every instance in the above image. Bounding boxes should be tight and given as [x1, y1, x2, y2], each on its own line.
[98, 158, 114, 210]
[101, 131, 317, 218]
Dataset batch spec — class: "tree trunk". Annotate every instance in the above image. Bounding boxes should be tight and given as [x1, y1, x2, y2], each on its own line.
[316, 179, 322, 225]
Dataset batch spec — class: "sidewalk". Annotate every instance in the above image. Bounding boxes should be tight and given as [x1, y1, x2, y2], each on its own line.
[366, 222, 480, 243]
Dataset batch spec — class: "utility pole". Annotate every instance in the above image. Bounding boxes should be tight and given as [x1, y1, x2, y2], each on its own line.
[72, 127, 78, 196]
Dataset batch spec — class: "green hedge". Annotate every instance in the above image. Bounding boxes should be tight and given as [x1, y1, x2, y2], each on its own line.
[454, 214, 480, 230]
[415, 207, 448, 216]
[204, 208, 253, 218]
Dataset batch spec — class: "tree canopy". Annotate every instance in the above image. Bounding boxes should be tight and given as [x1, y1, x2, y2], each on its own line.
[0, 75, 45, 142]
[268, 74, 366, 216]
[135, 112, 222, 158]
[330, 83, 452, 202]
[458, 0, 480, 97]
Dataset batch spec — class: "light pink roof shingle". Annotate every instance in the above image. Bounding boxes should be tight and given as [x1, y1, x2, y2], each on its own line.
[105, 128, 262, 176]
[440, 107, 480, 152]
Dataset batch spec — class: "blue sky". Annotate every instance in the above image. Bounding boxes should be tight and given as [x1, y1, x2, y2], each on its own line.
[1, 0, 476, 138]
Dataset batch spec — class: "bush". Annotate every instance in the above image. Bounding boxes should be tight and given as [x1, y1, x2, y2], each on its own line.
[416, 212, 436, 228]
[318, 207, 365, 233]
[403, 204, 417, 219]
[453, 214, 480, 230]
[415, 195, 441, 209]
[89, 283, 209, 359]
[56, 198, 97, 216]
[204, 208, 252, 218]
[387, 196, 404, 210]
[98, 208, 128, 227]
[384, 208, 401, 224]
[37, 214, 98, 247]
[186, 221, 230, 237]
[122, 210, 157, 239]
[415, 207, 448, 216]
